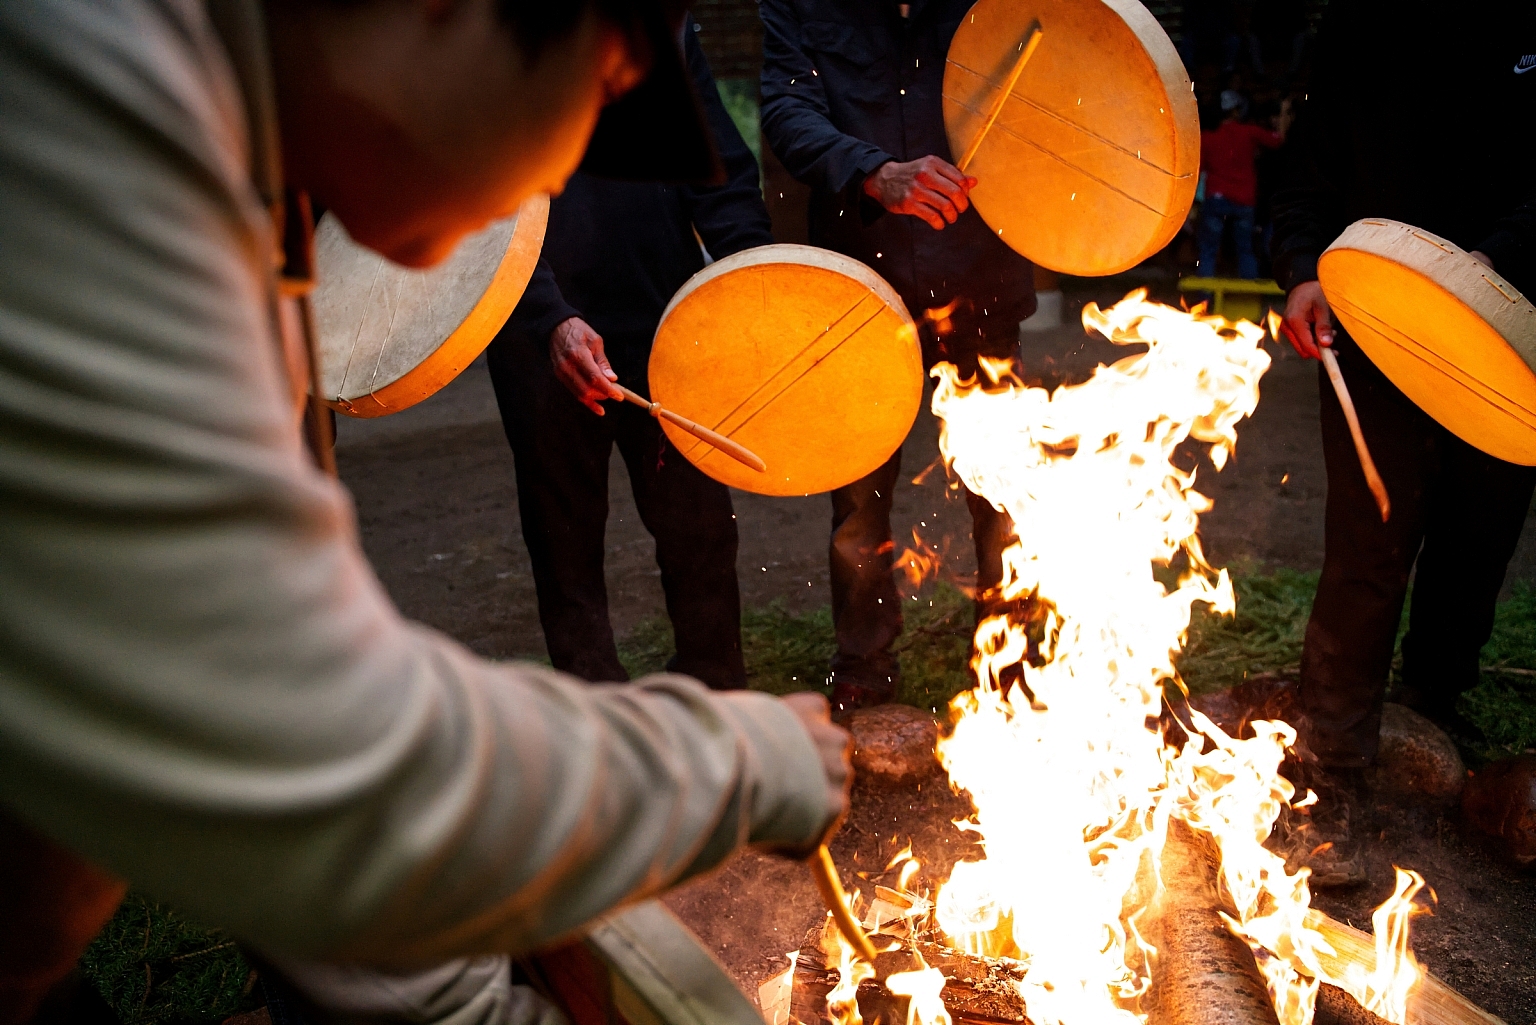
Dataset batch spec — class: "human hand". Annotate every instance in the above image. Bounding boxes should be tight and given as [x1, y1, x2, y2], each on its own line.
[1280, 280, 1335, 360]
[863, 156, 977, 230]
[550, 317, 622, 414]
[1471, 250, 1495, 270]
[781, 692, 853, 841]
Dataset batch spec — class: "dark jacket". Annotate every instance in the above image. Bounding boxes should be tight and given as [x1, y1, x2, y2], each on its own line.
[1270, 0, 1536, 298]
[759, 0, 1035, 334]
[498, 27, 773, 393]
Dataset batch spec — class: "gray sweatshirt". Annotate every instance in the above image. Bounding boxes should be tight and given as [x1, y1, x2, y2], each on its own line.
[0, 0, 832, 966]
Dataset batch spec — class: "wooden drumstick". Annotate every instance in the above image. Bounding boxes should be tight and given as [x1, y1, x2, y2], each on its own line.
[614, 384, 767, 473]
[957, 20, 1044, 173]
[809, 845, 880, 962]
[1319, 347, 1390, 521]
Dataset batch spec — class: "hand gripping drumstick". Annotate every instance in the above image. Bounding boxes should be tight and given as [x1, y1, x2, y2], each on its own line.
[1319, 348, 1391, 521]
[809, 845, 880, 961]
[613, 384, 767, 473]
[956, 20, 1044, 173]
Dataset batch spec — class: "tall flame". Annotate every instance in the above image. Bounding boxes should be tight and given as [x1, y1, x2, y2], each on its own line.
[915, 292, 1425, 1025]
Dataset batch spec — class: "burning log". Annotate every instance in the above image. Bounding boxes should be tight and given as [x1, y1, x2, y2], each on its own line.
[1304, 914, 1507, 1025]
[788, 922, 1030, 1025]
[1148, 823, 1281, 1025]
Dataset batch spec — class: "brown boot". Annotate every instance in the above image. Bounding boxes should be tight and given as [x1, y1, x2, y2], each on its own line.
[1271, 765, 1370, 888]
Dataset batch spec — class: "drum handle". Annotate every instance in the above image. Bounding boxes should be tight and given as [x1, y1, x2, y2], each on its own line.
[614, 385, 767, 473]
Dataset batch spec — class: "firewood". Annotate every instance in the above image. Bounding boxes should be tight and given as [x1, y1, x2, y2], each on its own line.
[1303, 912, 1507, 1025]
[789, 924, 1031, 1025]
[1149, 822, 1282, 1025]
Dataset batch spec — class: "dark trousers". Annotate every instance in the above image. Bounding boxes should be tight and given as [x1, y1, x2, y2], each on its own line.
[1299, 336, 1536, 766]
[828, 326, 1018, 692]
[1196, 195, 1259, 279]
[487, 341, 746, 690]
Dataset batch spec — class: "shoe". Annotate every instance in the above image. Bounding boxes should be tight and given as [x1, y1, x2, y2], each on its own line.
[1270, 763, 1370, 888]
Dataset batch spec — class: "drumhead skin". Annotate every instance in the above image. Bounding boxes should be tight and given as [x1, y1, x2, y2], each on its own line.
[312, 194, 549, 418]
[943, 0, 1198, 276]
[1319, 219, 1536, 465]
[649, 244, 922, 496]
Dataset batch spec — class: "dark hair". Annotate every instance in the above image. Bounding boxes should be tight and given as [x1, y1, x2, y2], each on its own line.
[495, 0, 681, 58]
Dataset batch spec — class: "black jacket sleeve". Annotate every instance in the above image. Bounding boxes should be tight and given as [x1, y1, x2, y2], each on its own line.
[1477, 193, 1536, 298]
[681, 29, 775, 259]
[759, 0, 893, 197]
[505, 256, 581, 348]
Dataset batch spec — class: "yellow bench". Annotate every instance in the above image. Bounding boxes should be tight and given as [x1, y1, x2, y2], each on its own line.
[1177, 276, 1285, 324]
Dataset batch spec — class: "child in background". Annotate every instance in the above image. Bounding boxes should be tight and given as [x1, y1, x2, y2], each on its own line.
[1197, 90, 1286, 278]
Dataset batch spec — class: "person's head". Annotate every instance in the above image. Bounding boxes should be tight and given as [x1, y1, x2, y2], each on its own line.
[266, 0, 680, 267]
[1219, 88, 1249, 123]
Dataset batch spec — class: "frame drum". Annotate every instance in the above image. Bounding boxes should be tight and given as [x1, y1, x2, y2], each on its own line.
[649, 245, 921, 496]
[312, 195, 549, 418]
[1319, 219, 1536, 465]
[943, 0, 1198, 277]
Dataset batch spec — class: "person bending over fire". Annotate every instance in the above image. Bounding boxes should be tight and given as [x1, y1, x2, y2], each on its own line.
[760, 0, 1037, 712]
[0, 1, 851, 1023]
[1270, 0, 1536, 886]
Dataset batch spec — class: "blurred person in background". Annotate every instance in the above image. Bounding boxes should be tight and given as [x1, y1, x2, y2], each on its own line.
[0, 1, 851, 1024]
[1197, 88, 1287, 279]
[486, 25, 771, 692]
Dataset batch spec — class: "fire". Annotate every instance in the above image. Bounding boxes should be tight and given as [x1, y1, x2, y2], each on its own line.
[886, 957, 953, 1025]
[837, 291, 1428, 1025]
[825, 911, 875, 1025]
[1340, 868, 1426, 1022]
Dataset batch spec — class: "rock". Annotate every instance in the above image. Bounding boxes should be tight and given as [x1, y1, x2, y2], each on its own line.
[1372, 702, 1465, 804]
[1462, 754, 1536, 866]
[848, 704, 941, 784]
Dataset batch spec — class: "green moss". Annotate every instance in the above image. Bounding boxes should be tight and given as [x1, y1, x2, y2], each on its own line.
[81, 895, 253, 1025]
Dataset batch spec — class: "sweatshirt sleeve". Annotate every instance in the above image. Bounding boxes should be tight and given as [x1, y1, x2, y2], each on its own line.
[0, 0, 835, 967]
[682, 28, 775, 259]
[759, 0, 893, 197]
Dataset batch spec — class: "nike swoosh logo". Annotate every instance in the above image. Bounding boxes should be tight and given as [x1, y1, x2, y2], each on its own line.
[1517, 55, 1536, 73]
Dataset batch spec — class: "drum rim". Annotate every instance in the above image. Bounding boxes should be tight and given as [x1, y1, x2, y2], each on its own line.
[1320, 217, 1536, 464]
[318, 194, 551, 418]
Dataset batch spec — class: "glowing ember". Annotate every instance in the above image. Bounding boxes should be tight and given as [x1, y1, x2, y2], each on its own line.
[823, 291, 1428, 1025]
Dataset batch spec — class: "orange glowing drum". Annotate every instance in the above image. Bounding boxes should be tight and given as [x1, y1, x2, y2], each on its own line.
[311, 195, 549, 417]
[1318, 218, 1536, 465]
[942, 0, 1199, 276]
[648, 245, 921, 496]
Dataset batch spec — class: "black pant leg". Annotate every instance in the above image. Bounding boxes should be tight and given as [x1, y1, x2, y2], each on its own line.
[1400, 433, 1536, 722]
[614, 405, 748, 690]
[1298, 339, 1434, 766]
[829, 449, 903, 689]
[487, 339, 628, 683]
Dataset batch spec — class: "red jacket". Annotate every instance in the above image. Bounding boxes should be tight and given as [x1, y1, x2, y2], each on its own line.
[1200, 120, 1283, 208]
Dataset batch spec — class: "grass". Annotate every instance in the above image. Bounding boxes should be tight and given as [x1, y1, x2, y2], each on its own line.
[714, 77, 762, 168]
[81, 571, 1536, 1024]
[80, 895, 254, 1025]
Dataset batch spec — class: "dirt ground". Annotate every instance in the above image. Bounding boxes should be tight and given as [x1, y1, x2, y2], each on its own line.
[335, 292, 1536, 1023]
